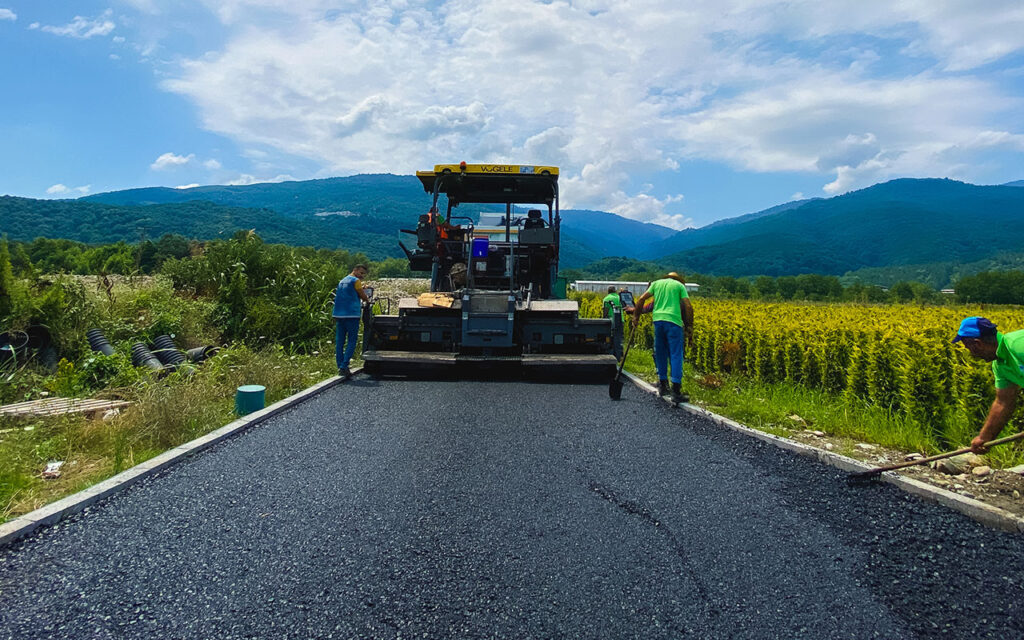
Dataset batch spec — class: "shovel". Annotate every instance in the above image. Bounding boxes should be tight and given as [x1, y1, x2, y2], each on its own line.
[846, 431, 1024, 484]
[609, 316, 639, 400]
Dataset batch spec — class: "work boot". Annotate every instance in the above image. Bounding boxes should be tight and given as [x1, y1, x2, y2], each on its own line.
[657, 379, 669, 396]
[671, 382, 689, 404]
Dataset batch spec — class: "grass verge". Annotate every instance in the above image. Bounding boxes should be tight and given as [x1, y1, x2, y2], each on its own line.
[0, 345, 340, 523]
[625, 347, 1024, 469]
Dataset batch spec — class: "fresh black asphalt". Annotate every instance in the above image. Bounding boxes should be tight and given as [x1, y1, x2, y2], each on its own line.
[2, 378, 1024, 639]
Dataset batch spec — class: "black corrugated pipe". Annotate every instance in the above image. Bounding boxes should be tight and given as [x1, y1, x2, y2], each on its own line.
[86, 329, 116, 356]
[0, 330, 29, 366]
[151, 335, 187, 367]
[185, 345, 220, 363]
[130, 342, 165, 371]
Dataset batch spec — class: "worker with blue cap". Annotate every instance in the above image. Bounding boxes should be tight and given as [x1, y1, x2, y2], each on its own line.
[952, 317, 1024, 453]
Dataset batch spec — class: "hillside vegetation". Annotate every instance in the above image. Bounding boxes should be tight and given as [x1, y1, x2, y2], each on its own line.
[78, 175, 676, 266]
[656, 179, 1024, 276]
[5, 174, 1024, 280]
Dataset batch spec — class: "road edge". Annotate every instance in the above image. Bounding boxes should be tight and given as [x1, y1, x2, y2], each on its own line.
[0, 371, 357, 548]
[622, 371, 1024, 534]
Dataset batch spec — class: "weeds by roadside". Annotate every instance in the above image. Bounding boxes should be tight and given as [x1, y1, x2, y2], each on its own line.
[0, 345, 338, 522]
[625, 346, 1024, 469]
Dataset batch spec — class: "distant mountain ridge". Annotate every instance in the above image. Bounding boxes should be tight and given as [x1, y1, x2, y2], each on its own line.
[78, 174, 677, 266]
[0, 175, 674, 267]
[655, 178, 1024, 276]
[6, 175, 1024, 279]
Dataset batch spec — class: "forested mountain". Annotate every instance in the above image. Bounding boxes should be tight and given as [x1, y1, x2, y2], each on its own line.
[0, 196, 399, 258]
[5, 175, 1024, 277]
[79, 175, 676, 264]
[841, 252, 1024, 289]
[654, 179, 1024, 276]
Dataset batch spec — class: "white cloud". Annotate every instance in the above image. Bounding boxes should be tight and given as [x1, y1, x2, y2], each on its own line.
[150, 152, 195, 170]
[203, 159, 222, 170]
[0, 8, 16, 21]
[46, 183, 90, 195]
[225, 173, 295, 186]
[39, 10, 116, 39]
[174, 183, 200, 189]
[153, 0, 1024, 224]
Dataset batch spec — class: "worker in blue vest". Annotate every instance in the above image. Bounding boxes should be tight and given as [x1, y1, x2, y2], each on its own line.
[332, 264, 370, 378]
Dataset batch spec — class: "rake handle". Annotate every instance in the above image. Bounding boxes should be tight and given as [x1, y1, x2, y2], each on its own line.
[855, 431, 1024, 477]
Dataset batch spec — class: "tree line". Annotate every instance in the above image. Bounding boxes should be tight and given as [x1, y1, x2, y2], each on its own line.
[563, 260, 1022, 305]
[4, 234, 1024, 309]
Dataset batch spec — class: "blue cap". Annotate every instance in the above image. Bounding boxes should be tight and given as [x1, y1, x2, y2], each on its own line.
[952, 317, 997, 343]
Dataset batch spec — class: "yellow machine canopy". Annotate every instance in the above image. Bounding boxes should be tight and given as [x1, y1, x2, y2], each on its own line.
[416, 164, 560, 206]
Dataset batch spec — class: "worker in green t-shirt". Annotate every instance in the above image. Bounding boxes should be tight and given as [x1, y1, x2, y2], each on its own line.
[602, 285, 622, 319]
[952, 317, 1024, 453]
[634, 272, 694, 403]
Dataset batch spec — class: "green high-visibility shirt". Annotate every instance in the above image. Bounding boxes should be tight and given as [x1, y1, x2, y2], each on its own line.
[645, 278, 689, 326]
[993, 330, 1024, 389]
[603, 292, 622, 310]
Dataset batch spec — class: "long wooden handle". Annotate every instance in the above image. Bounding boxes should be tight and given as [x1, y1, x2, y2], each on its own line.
[859, 431, 1024, 475]
[615, 321, 633, 378]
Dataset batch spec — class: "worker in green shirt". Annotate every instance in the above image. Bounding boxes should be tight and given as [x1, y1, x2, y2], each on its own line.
[634, 272, 694, 404]
[602, 285, 622, 318]
[952, 317, 1024, 453]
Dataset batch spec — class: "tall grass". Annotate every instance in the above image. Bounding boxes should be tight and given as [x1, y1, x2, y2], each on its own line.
[0, 346, 337, 522]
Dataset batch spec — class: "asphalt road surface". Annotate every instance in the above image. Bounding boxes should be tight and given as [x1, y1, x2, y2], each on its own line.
[2, 378, 1024, 639]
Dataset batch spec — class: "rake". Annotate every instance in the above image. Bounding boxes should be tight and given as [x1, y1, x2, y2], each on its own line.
[846, 431, 1024, 484]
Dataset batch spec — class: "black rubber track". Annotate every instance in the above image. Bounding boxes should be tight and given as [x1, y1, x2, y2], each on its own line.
[2, 379, 1023, 639]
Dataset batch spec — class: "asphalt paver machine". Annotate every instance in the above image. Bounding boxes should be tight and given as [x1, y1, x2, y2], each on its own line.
[362, 163, 619, 378]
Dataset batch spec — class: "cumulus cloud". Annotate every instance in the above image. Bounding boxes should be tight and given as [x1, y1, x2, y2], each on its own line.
[150, 152, 195, 170]
[38, 10, 115, 39]
[152, 0, 1024, 226]
[174, 183, 200, 189]
[46, 183, 91, 195]
[226, 173, 295, 186]
[203, 159, 222, 170]
[0, 8, 16, 21]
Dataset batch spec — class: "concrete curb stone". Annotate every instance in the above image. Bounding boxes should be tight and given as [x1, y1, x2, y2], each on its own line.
[622, 371, 1024, 534]
[0, 371, 354, 548]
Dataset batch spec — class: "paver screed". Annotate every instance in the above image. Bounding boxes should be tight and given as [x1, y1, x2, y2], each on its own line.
[2, 378, 1023, 639]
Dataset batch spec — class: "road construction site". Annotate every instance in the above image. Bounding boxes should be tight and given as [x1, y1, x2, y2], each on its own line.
[2, 377, 1024, 639]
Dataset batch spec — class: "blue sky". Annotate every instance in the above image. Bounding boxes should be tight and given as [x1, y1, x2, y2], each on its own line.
[1, 1, 1023, 229]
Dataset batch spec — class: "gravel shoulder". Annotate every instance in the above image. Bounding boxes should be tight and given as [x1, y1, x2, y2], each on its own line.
[1, 378, 1023, 639]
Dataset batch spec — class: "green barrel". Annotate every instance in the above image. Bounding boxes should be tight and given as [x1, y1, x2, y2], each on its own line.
[235, 384, 266, 416]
